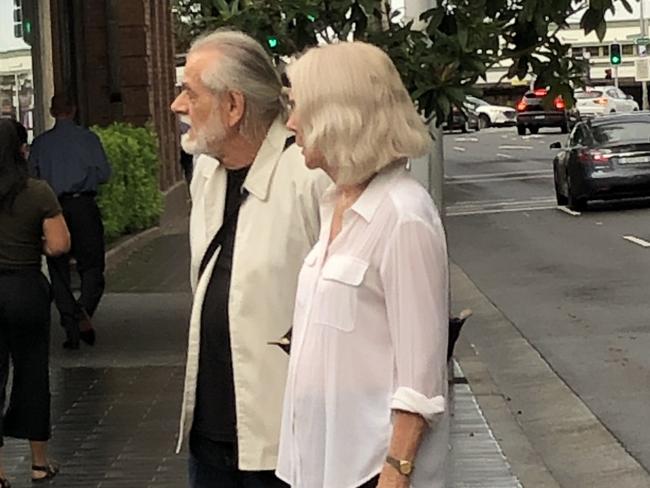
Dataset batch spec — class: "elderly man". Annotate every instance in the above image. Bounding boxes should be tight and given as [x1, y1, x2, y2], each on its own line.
[170, 30, 327, 488]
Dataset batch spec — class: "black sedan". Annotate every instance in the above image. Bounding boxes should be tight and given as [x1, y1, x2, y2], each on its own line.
[551, 113, 650, 211]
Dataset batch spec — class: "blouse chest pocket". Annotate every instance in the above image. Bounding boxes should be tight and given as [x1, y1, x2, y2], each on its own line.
[314, 255, 369, 332]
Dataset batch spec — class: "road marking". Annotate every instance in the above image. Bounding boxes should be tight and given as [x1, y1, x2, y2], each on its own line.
[454, 137, 479, 142]
[557, 206, 581, 216]
[499, 145, 534, 150]
[453, 146, 467, 152]
[447, 204, 556, 216]
[446, 198, 557, 216]
[622, 235, 650, 248]
[446, 169, 552, 180]
[496, 153, 516, 159]
[445, 174, 553, 185]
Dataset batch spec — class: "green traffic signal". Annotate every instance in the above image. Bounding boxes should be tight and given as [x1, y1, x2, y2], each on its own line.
[610, 43, 622, 65]
[267, 36, 279, 49]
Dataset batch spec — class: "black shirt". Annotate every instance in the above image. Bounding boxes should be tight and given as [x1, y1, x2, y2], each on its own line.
[191, 166, 249, 466]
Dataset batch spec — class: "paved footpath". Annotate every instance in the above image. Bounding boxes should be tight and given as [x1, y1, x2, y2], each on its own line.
[1, 194, 522, 487]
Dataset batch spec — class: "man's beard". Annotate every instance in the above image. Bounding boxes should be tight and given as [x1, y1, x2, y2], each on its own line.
[180, 111, 226, 156]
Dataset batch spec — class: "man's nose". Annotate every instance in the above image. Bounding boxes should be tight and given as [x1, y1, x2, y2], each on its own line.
[170, 93, 186, 114]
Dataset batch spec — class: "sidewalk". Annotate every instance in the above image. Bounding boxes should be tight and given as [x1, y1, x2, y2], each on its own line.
[0, 189, 524, 487]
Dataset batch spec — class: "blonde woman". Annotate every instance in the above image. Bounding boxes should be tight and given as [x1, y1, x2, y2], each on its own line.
[276, 42, 449, 488]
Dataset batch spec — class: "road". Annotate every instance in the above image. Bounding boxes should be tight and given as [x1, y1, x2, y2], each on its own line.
[444, 126, 650, 474]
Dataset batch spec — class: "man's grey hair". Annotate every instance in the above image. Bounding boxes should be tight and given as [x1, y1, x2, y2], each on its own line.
[190, 29, 284, 141]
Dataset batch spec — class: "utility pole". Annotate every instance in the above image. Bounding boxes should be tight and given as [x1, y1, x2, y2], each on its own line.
[403, 0, 445, 213]
[641, 0, 649, 110]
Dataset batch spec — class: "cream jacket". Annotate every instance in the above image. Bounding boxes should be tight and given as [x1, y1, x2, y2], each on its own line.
[176, 119, 328, 470]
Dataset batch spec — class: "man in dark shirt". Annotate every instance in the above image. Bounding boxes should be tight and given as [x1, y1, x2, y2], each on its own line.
[29, 93, 112, 350]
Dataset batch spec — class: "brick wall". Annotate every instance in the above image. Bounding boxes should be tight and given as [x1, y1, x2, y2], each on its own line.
[50, 0, 181, 191]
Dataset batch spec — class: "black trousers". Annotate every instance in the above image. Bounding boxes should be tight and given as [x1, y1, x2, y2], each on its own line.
[47, 194, 105, 342]
[0, 269, 51, 445]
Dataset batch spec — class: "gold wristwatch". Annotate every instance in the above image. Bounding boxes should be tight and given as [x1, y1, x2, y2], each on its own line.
[385, 455, 414, 476]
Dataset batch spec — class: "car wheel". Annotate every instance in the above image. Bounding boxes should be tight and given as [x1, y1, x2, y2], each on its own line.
[479, 114, 491, 129]
[461, 120, 469, 133]
[517, 125, 526, 136]
[529, 126, 539, 135]
[554, 164, 568, 205]
[560, 121, 569, 134]
[567, 176, 587, 211]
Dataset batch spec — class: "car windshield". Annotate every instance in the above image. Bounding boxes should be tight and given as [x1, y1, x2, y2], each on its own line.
[576, 90, 603, 99]
[466, 96, 489, 106]
[591, 121, 650, 144]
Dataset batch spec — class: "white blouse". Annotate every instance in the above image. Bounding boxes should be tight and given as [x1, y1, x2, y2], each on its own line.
[276, 165, 450, 488]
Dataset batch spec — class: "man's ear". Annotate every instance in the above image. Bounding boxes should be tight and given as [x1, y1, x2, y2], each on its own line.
[226, 90, 246, 129]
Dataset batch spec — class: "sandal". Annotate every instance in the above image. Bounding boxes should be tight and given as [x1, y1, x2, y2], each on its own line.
[31, 463, 59, 483]
[0, 477, 11, 488]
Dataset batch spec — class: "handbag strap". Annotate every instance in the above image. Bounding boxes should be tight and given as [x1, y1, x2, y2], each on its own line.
[197, 135, 295, 280]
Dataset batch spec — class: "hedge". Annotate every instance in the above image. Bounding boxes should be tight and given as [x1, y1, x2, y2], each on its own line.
[92, 123, 163, 240]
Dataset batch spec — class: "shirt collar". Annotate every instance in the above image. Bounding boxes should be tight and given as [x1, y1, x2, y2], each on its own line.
[243, 117, 293, 201]
[54, 118, 75, 128]
[322, 162, 407, 223]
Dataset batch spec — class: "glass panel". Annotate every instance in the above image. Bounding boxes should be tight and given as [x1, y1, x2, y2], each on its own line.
[592, 122, 650, 144]
[623, 44, 635, 55]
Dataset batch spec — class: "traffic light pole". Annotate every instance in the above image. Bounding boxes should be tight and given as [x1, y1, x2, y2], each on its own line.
[615, 65, 619, 89]
[641, 0, 649, 110]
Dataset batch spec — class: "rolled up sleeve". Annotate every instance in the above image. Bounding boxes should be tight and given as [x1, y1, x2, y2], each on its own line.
[380, 217, 449, 424]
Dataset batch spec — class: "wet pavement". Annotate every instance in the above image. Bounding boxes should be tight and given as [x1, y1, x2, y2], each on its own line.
[2, 215, 192, 487]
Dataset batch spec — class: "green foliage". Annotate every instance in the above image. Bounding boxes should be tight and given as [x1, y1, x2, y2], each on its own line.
[93, 123, 163, 239]
[172, 0, 628, 122]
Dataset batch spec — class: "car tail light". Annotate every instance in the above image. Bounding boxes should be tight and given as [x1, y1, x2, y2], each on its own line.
[516, 99, 527, 111]
[593, 98, 609, 105]
[579, 149, 611, 166]
[534, 88, 548, 97]
[554, 97, 566, 110]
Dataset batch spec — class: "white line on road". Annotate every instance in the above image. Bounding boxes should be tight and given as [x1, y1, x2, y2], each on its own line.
[453, 146, 467, 152]
[446, 169, 552, 180]
[445, 175, 553, 185]
[447, 204, 557, 216]
[496, 153, 516, 159]
[454, 137, 479, 142]
[622, 235, 650, 248]
[499, 145, 534, 150]
[557, 206, 581, 216]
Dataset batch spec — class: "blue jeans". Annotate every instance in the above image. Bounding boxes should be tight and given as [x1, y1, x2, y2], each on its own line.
[188, 453, 288, 488]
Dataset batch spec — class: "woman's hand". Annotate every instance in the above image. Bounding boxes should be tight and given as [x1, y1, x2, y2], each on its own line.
[376, 464, 409, 488]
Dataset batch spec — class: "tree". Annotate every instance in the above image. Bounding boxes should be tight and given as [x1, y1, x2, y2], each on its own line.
[172, 0, 632, 122]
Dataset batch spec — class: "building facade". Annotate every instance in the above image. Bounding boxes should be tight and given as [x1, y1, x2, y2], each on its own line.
[6, 0, 181, 190]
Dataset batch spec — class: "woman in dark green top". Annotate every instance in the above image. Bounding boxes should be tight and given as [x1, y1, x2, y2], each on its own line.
[0, 119, 70, 486]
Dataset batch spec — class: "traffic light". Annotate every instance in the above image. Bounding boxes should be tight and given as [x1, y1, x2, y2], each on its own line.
[266, 35, 279, 49]
[610, 43, 622, 65]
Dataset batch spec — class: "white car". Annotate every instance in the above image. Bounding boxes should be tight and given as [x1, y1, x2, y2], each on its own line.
[466, 96, 517, 128]
[575, 86, 639, 117]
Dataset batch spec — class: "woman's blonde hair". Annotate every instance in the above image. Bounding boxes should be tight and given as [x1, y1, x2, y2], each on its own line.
[287, 41, 431, 185]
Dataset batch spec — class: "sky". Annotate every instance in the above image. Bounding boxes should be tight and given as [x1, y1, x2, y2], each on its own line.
[0, 0, 30, 53]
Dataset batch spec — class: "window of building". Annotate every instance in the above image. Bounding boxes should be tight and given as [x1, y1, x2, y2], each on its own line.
[13, 0, 23, 39]
[623, 44, 635, 55]
[585, 46, 600, 57]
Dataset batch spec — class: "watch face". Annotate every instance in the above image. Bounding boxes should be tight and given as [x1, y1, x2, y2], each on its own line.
[400, 462, 413, 475]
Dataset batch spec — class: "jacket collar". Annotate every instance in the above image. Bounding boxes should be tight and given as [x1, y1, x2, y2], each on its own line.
[243, 117, 292, 201]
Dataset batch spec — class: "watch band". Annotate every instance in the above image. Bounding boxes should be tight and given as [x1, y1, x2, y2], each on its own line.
[385, 455, 414, 476]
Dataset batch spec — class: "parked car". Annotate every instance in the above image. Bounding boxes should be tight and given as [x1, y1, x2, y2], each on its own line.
[444, 104, 480, 133]
[575, 86, 639, 117]
[466, 96, 517, 128]
[550, 113, 650, 211]
[516, 88, 579, 135]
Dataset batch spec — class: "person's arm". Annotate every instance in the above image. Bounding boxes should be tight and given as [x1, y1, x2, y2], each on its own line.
[94, 135, 112, 184]
[42, 214, 71, 256]
[378, 217, 449, 488]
